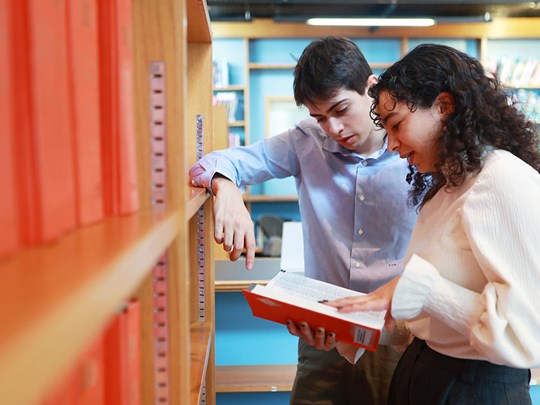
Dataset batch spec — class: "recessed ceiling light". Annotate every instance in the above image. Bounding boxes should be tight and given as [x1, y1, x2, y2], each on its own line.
[306, 18, 436, 27]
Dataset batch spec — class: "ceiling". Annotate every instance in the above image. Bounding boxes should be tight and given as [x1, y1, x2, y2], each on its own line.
[206, 0, 540, 22]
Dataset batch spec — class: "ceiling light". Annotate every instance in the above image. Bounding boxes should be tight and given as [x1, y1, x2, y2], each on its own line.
[306, 17, 436, 27]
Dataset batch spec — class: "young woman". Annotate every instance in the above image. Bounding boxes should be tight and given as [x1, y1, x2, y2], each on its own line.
[328, 44, 540, 404]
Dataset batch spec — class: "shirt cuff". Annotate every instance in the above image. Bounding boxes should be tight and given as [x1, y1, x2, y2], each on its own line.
[335, 342, 365, 364]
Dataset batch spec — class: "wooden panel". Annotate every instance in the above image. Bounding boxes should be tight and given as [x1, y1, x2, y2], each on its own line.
[215, 280, 269, 292]
[243, 195, 298, 202]
[215, 364, 297, 393]
[187, 186, 210, 220]
[190, 321, 213, 404]
[213, 104, 229, 151]
[0, 210, 178, 405]
[131, 0, 189, 403]
[212, 18, 540, 39]
[187, 0, 212, 43]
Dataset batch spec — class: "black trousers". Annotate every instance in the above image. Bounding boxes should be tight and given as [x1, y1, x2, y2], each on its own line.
[389, 338, 532, 405]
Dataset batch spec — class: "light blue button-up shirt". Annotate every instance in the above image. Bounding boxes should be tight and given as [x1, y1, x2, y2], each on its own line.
[189, 119, 417, 293]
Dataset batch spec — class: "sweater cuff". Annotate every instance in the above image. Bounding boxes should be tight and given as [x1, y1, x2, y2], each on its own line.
[391, 254, 438, 320]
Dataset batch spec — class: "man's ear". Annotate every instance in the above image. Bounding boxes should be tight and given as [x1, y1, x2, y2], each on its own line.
[436, 92, 455, 116]
[366, 74, 378, 90]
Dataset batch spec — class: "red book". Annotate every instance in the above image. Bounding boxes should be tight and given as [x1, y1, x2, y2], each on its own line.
[243, 270, 385, 351]
[104, 299, 141, 405]
[98, 0, 138, 216]
[78, 336, 106, 404]
[24, 0, 77, 243]
[67, 0, 104, 226]
[0, 0, 21, 257]
[40, 335, 105, 405]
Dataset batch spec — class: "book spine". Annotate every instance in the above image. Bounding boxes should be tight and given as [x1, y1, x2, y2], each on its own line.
[67, 0, 105, 226]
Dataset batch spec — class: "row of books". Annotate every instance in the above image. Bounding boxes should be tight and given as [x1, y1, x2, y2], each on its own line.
[214, 91, 242, 123]
[212, 59, 230, 88]
[1, 0, 139, 259]
[40, 299, 141, 405]
[513, 89, 540, 124]
[486, 57, 540, 87]
[228, 133, 242, 148]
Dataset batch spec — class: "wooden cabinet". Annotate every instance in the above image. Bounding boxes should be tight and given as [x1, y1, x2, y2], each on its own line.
[0, 1, 215, 404]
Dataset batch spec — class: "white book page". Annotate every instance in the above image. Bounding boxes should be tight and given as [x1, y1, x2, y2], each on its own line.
[254, 271, 385, 328]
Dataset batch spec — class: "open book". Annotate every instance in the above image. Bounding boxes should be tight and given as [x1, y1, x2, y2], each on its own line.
[243, 270, 385, 351]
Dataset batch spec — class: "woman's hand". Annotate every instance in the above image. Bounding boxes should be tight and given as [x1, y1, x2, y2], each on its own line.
[326, 276, 401, 332]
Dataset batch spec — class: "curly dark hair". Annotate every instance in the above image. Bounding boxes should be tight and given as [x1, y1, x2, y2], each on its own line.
[294, 36, 373, 107]
[369, 43, 540, 208]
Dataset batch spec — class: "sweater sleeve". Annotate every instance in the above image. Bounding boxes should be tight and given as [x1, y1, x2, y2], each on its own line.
[392, 152, 540, 368]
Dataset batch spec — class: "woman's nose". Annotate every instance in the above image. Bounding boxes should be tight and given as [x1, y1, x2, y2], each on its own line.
[387, 134, 399, 152]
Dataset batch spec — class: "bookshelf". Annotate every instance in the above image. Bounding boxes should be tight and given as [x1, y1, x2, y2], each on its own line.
[0, 0, 215, 405]
[209, 18, 540, 402]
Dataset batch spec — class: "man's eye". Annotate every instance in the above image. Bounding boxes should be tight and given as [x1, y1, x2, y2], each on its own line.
[392, 122, 401, 130]
[337, 107, 348, 115]
[316, 117, 325, 124]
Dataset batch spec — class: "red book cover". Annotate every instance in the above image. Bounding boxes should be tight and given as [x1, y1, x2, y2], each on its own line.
[98, 0, 138, 217]
[25, 0, 77, 243]
[40, 335, 105, 405]
[78, 336, 106, 404]
[67, 0, 104, 226]
[243, 270, 385, 351]
[124, 299, 141, 405]
[0, 0, 21, 257]
[39, 368, 79, 405]
[104, 299, 141, 405]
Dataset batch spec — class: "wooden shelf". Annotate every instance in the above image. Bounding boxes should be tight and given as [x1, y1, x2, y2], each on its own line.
[190, 321, 213, 404]
[187, 186, 210, 220]
[0, 210, 178, 405]
[216, 364, 297, 393]
[502, 83, 540, 89]
[228, 121, 245, 127]
[187, 0, 212, 43]
[243, 194, 298, 202]
[215, 279, 269, 292]
[213, 18, 540, 40]
[249, 63, 295, 70]
[370, 62, 393, 69]
[214, 85, 245, 91]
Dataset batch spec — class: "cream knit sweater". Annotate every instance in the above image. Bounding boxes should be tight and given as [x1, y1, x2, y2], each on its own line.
[393, 149, 540, 368]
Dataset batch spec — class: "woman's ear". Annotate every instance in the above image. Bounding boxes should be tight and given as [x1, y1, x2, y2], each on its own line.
[436, 92, 455, 117]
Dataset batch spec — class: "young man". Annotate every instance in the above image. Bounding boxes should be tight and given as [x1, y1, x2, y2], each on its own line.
[189, 36, 417, 404]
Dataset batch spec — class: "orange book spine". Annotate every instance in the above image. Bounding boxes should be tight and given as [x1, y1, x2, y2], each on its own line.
[104, 299, 141, 405]
[124, 299, 141, 405]
[25, 0, 77, 243]
[40, 334, 105, 405]
[67, 0, 104, 226]
[98, 0, 138, 217]
[0, 0, 21, 257]
[78, 336, 106, 404]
